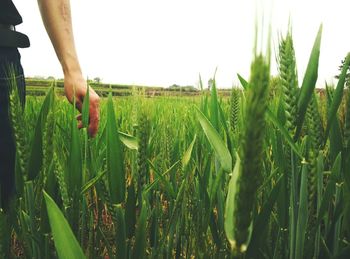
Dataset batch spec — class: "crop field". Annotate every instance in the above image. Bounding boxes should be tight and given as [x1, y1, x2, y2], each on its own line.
[24, 79, 207, 97]
[1, 26, 350, 259]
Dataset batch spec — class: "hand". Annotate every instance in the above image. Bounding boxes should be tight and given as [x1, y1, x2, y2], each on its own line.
[64, 72, 100, 137]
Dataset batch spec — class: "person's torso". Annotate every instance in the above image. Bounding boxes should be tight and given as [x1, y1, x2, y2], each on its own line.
[0, 0, 23, 25]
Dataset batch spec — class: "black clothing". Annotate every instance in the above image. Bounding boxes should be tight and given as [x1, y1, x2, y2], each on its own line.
[0, 1, 27, 209]
[0, 0, 30, 48]
[0, 47, 25, 209]
[0, 0, 23, 25]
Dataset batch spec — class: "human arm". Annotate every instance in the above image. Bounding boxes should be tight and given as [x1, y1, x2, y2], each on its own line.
[37, 0, 100, 137]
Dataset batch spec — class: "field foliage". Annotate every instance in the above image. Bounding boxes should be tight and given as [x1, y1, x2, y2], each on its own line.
[1, 26, 350, 259]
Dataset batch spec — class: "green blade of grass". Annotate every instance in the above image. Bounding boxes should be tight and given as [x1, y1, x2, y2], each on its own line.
[314, 151, 324, 259]
[106, 93, 125, 204]
[43, 191, 86, 259]
[295, 24, 323, 140]
[246, 175, 283, 258]
[68, 92, 82, 196]
[118, 131, 138, 150]
[80, 170, 106, 195]
[132, 197, 148, 259]
[181, 134, 196, 169]
[224, 154, 241, 250]
[218, 101, 233, 155]
[266, 108, 303, 159]
[329, 116, 343, 164]
[195, 106, 232, 172]
[114, 204, 126, 259]
[27, 85, 54, 180]
[315, 153, 342, 228]
[324, 53, 350, 144]
[125, 182, 137, 239]
[145, 159, 178, 198]
[237, 73, 249, 90]
[209, 77, 219, 131]
[295, 164, 309, 259]
[82, 84, 90, 128]
[199, 74, 203, 91]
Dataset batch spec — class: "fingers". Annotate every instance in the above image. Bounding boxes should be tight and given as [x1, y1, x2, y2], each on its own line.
[76, 114, 83, 129]
[77, 120, 84, 129]
[75, 100, 83, 112]
[66, 82, 100, 137]
[88, 94, 100, 137]
[75, 92, 100, 138]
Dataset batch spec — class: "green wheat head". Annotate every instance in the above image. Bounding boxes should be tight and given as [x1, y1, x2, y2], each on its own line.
[42, 106, 55, 172]
[230, 87, 241, 133]
[306, 94, 324, 223]
[137, 110, 151, 189]
[53, 153, 70, 213]
[8, 74, 28, 175]
[158, 124, 172, 170]
[40, 97, 56, 189]
[278, 31, 298, 134]
[307, 93, 324, 150]
[233, 54, 269, 252]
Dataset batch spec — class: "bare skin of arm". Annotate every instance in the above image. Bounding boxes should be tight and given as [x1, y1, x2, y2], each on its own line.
[37, 0, 100, 137]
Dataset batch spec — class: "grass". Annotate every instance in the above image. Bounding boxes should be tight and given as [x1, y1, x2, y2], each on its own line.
[0, 25, 350, 259]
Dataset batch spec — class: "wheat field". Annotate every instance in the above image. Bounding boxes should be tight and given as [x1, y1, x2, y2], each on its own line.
[0, 25, 350, 259]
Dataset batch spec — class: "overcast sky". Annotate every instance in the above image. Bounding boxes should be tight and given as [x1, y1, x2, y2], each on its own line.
[14, 0, 350, 88]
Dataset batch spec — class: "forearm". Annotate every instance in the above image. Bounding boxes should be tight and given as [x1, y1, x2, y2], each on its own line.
[37, 0, 100, 137]
[37, 0, 81, 76]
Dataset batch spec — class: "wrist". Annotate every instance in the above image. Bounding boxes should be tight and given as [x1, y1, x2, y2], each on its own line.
[61, 54, 82, 77]
[62, 64, 86, 93]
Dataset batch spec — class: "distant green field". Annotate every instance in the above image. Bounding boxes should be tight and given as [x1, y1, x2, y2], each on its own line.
[25, 79, 214, 97]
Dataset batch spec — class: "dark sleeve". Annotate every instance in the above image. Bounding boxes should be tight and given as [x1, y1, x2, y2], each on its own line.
[0, 0, 23, 25]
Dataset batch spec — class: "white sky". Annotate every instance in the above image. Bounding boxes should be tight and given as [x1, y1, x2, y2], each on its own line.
[14, 0, 350, 88]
